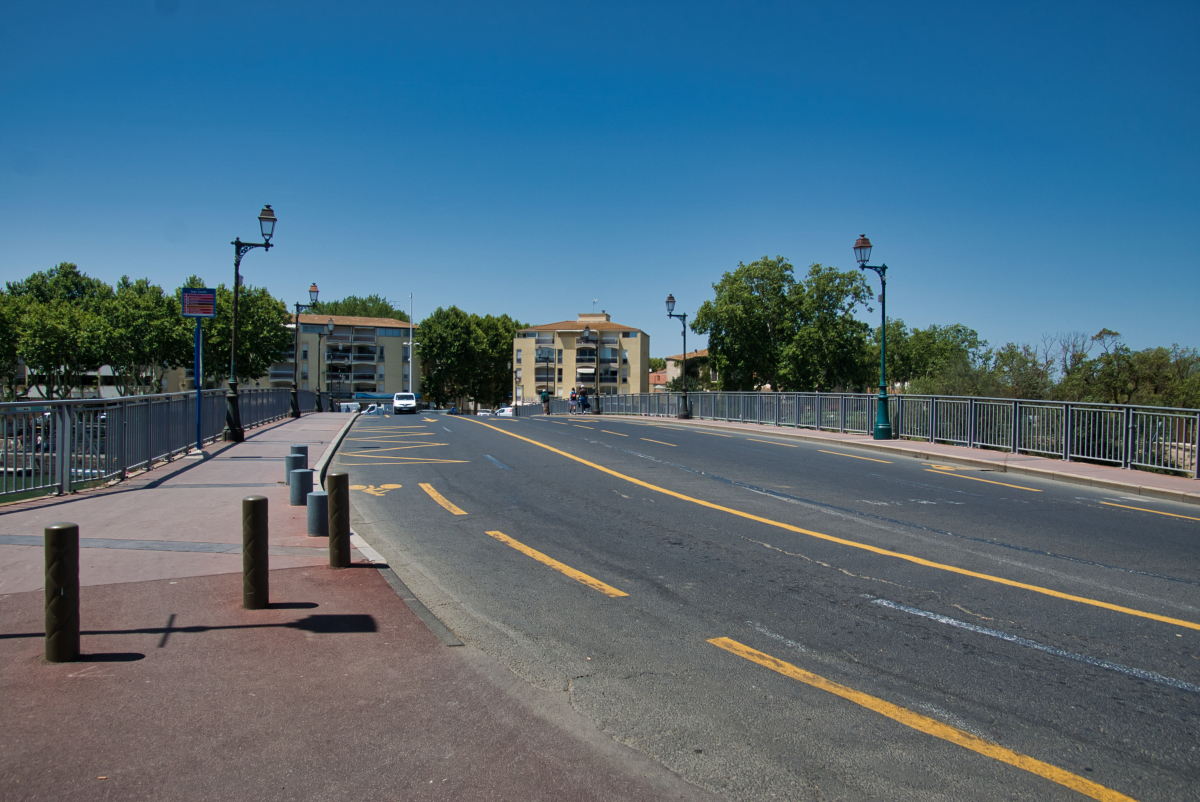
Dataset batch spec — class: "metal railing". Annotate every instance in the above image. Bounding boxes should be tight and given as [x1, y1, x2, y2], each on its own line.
[587, 391, 1199, 479]
[0, 388, 326, 500]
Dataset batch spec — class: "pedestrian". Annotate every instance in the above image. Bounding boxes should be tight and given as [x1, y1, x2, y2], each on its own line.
[579, 388, 589, 413]
[569, 389, 577, 414]
[541, 388, 550, 415]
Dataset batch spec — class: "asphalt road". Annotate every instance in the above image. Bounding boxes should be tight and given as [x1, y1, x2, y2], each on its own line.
[338, 411, 1200, 801]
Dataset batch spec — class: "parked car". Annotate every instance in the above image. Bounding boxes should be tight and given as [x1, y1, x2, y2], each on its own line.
[495, 406, 515, 417]
[392, 392, 418, 414]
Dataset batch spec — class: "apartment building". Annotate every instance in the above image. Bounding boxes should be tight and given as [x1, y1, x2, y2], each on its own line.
[512, 312, 650, 402]
[263, 314, 420, 400]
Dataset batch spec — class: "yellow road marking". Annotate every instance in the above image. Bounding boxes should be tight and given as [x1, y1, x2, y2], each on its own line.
[349, 483, 402, 497]
[423, 417, 437, 422]
[467, 418, 1200, 631]
[641, 438, 677, 447]
[574, 425, 595, 430]
[747, 438, 797, 448]
[1101, 502, 1200, 522]
[708, 638, 1136, 802]
[926, 469, 1041, 492]
[697, 431, 733, 437]
[601, 430, 628, 437]
[819, 449, 892, 463]
[551, 421, 569, 425]
[485, 530, 628, 597]
[418, 483, 467, 515]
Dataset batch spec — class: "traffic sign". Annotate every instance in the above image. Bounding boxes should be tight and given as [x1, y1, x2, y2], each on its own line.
[181, 288, 217, 318]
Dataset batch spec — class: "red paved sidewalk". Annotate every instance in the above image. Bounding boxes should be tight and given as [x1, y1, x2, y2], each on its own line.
[599, 413, 1200, 506]
[0, 412, 710, 801]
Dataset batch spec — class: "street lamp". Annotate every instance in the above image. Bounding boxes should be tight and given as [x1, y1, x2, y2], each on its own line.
[854, 235, 893, 440]
[290, 282, 320, 417]
[581, 325, 601, 415]
[225, 204, 277, 442]
[316, 317, 334, 407]
[665, 294, 692, 419]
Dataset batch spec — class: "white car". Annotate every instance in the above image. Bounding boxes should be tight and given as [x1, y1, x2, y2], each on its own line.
[495, 406, 514, 417]
[393, 392, 418, 414]
[475, 408, 493, 416]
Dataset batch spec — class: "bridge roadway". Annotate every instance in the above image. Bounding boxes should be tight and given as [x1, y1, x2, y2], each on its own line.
[338, 411, 1200, 801]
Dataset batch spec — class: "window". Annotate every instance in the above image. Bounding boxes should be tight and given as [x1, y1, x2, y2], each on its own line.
[557, 368, 563, 382]
[377, 327, 406, 337]
[302, 344, 308, 361]
[557, 349, 563, 364]
[378, 347, 384, 362]
[622, 368, 628, 384]
[515, 350, 522, 363]
[300, 324, 325, 334]
[623, 331, 637, 338]
[622, 349, 628, 364]
[515, 368, 522, 381]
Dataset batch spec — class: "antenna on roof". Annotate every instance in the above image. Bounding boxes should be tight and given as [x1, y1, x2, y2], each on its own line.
[592, 299, 598, 313]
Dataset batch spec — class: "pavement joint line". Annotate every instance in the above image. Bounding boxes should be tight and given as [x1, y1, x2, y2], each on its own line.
[926, 469, 1041, 492]
[0, 534, 327, 557]
[419, 483, 468, 515]
[818, 449, 892, 464]
[707, 637, 1137, 802]
[597, 414, 1200, 507]
[468, 418, 1200, 632]
[485, 530, 629, 597]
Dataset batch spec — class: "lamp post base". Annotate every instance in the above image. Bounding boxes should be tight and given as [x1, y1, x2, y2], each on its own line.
[677, 406, 692, 419]
[873, 391, 892, 440]
[225, 385, 244, 442]
[289, 387, 301, 419]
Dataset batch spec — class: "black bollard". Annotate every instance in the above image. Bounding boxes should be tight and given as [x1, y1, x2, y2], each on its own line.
[44, 523, 80, 663]
[327, 472, 350, 568]
[242, 496, 269, 609]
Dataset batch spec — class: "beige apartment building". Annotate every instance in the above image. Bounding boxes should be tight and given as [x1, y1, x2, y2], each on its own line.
[264, 314, 420, 400]
[513, 312, 650, 402]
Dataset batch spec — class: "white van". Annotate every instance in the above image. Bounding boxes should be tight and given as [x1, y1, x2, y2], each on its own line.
[393, 392, 418, 414]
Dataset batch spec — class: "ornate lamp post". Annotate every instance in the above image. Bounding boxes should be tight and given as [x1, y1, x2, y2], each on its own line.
[290, 283, 320, 417]
[225, 205, 277, 442]
[316, 317, 334, 405]
[581, 325, 601, 415]
[665, 294, 692, 419]
[854, 235, 893, 440]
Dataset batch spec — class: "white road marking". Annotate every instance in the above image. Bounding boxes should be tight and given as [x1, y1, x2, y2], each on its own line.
[873, 598, 1200, 693]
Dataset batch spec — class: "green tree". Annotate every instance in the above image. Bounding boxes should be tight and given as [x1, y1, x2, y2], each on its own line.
[418, 306, 479, 407]
[693, 256, 798, 390]
[0, 294, 24, 400]
[470, 313, 527, 409]
[17, 299, 106, 398]
[781, 264, 874, 391]
[103, 277, 192, 395]
[647, 357, 666, 372]
[310, 294, 410, 322]
[6, 262, 113, 307]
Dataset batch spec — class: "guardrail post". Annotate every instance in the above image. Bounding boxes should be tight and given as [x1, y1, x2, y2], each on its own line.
[840, 396, 846, 433]
[327, 471, 351, 568]
[44, 523, 80, 662]
[242, 496, 269, 609]
[968, 398, 976, 448]
[929, 397, 937, 443]
[54, 405, 71, 495]
[895, 395, 903, 439]
[1063, 404, 1072, 462]
[1012, 400, 1020, 454]
[1122, 406, 1132, 469]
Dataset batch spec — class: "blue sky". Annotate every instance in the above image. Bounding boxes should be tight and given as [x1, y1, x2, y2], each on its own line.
[2, 1, 1196, 357]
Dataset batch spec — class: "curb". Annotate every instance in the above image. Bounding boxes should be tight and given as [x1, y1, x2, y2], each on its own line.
[315, 413, 360, 490]
[599, 414, 1200, 507]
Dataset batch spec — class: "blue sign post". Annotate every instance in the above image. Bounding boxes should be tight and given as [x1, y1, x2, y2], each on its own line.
[182, 288, 218, 454]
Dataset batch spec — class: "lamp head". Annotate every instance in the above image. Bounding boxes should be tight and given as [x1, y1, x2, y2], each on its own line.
[665, 293, 676, 314]
[309, 283, 319, 303]
[854, 234, 872, 265]
[582, 325, 592, 342]
[326, 317, 334, 333]
[258, 205, 277, 242]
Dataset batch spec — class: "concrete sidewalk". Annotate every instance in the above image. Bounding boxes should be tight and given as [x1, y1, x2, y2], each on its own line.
[597, 413, 1200, 506]
[0, 413, 710, 801]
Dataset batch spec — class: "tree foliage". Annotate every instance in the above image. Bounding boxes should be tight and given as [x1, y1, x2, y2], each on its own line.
[177, 276, 293, 387]
[310, 294, 410, 322]
[103, 277, 192, 395]
[694, 257, 873, 391]
[418, 307, 526, 409]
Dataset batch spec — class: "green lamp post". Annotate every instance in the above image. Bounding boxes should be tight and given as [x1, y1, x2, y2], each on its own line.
[854, 235, 893, 440]
[665, 294, 692, 419]
[225, 205, 277, 442]
[290, 282, 320, 417]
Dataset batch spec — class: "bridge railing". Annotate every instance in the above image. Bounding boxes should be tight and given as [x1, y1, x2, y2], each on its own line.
[0, 387, 308, 500]
[597, 391, 1200, 479]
